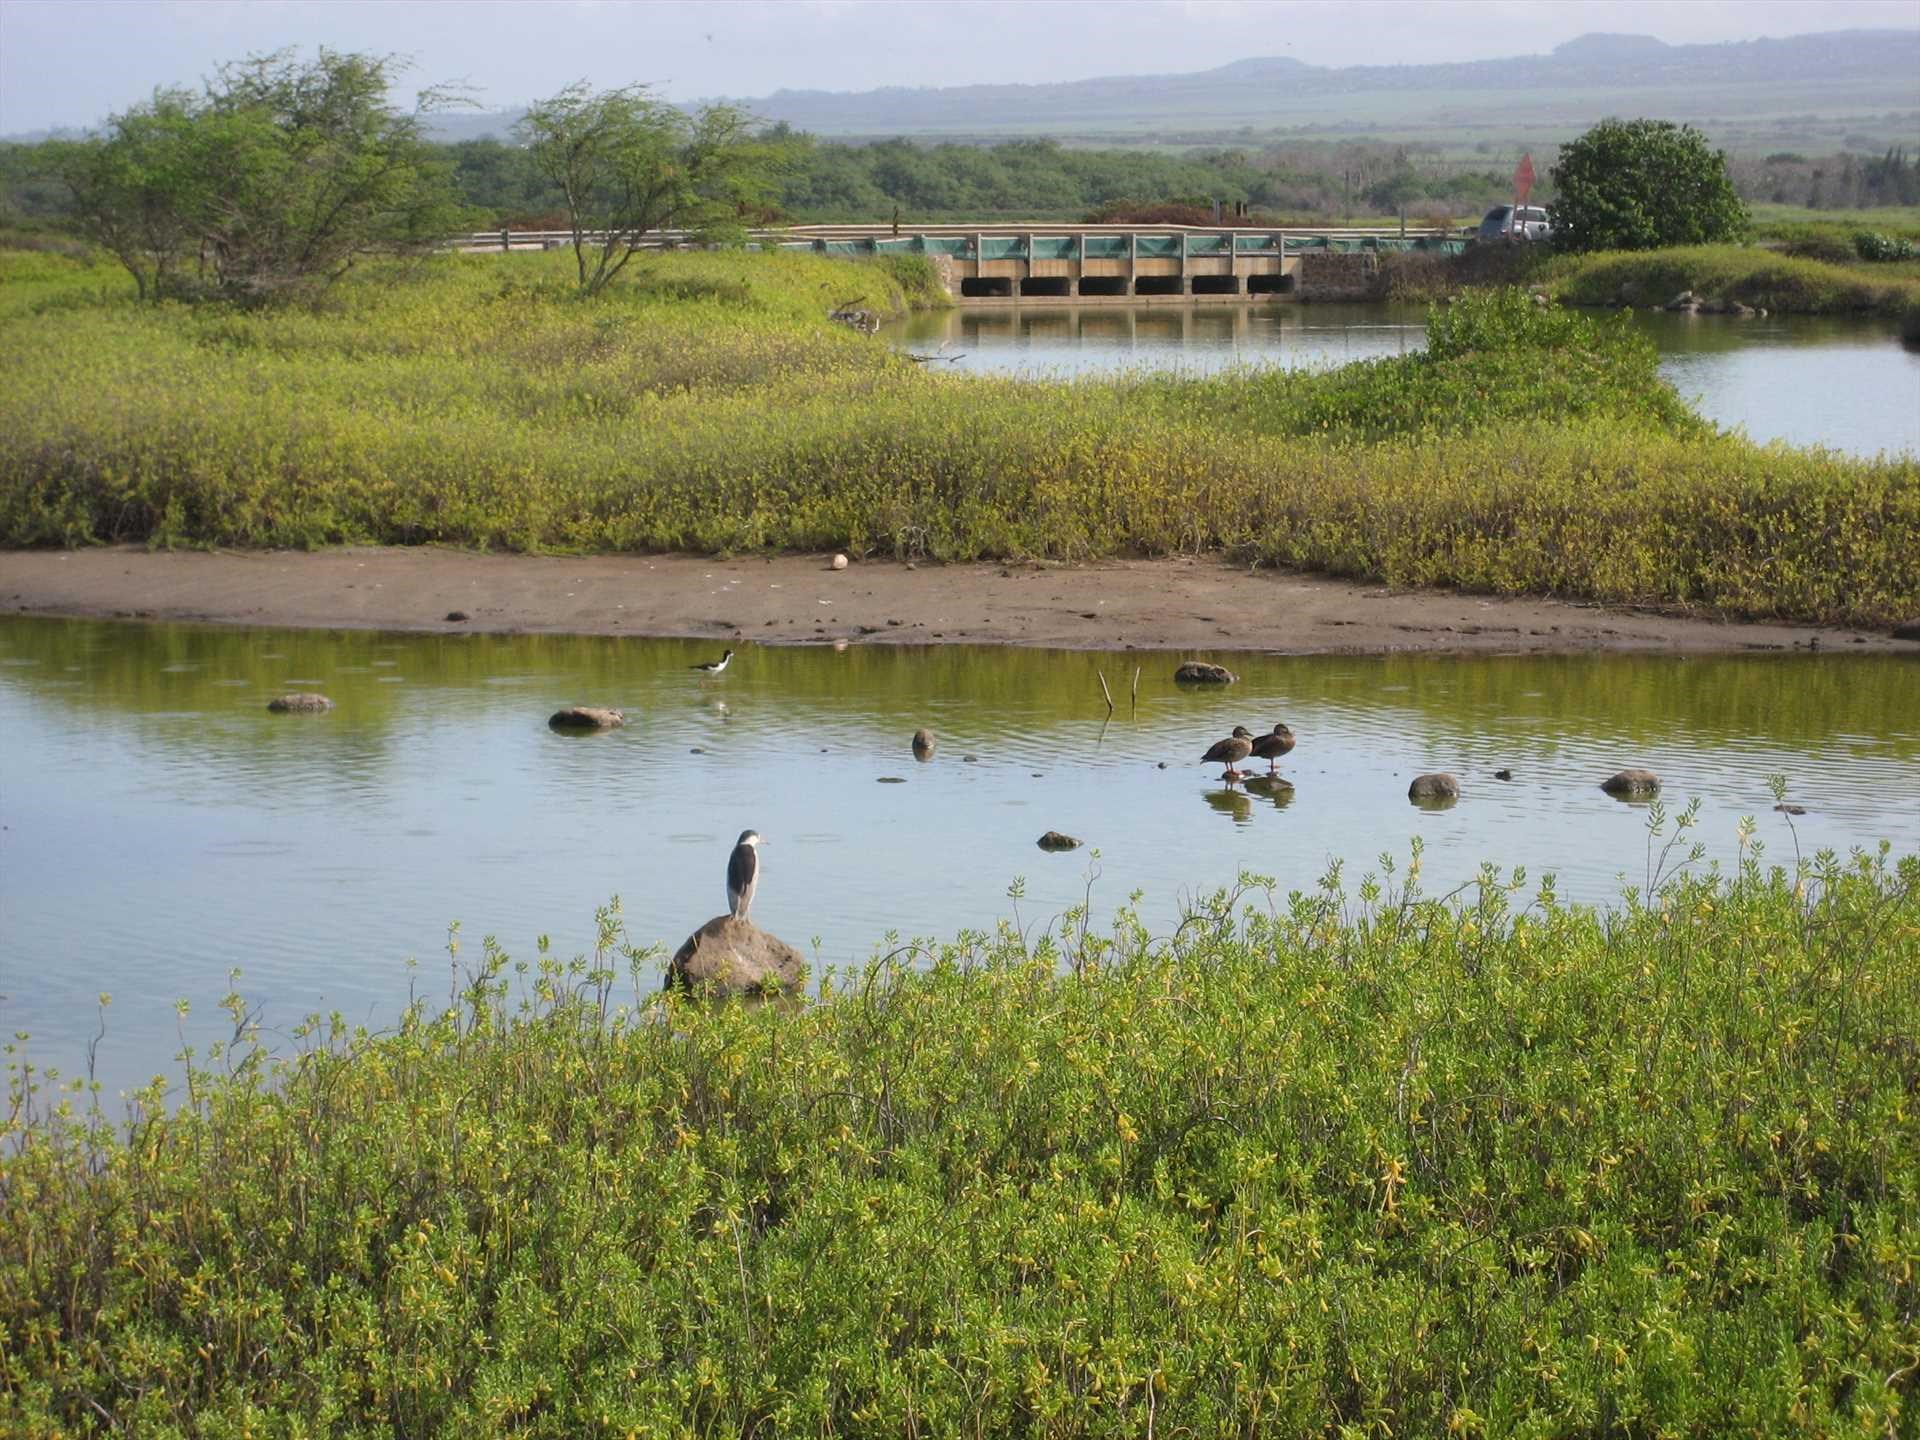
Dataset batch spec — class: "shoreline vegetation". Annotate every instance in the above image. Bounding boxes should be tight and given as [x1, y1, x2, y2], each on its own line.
[4, 843, 1916, 1433]
[2, 242, 1917, 631]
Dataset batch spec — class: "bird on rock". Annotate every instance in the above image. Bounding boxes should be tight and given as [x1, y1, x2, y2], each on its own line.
[726, 830, 762, 919]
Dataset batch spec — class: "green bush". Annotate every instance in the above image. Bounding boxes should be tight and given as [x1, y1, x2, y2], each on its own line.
[4, 838, 1916, 1436]
[1549, 119, 1747, 253]
[1855, 230, 1918, 262]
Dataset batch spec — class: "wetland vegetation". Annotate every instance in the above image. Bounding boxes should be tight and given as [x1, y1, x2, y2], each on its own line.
[3, 244, 1916, 628]
[4, 843, 1916, 1435]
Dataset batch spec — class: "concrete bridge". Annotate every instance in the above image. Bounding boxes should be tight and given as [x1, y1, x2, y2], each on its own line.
[781, 223, 1461, 303]
[461, 222, 1463, 304]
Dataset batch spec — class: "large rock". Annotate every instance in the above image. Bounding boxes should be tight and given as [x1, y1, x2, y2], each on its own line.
[912, 727, 936, 759]
[549, 706, 624, 730]
[1892, 619, 1920, 642]
[1600, 768, 1661, 796]
[666, 915, 806, 999]
[1408, 772, 1461, 802]
[1037, 830, 1082, 851]
[1174, 661, 1237, 685]
[267, 693, 333, 713]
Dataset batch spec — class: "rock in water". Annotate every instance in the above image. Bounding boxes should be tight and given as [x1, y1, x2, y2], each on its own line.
[1408, 773, 1461, 801]
[1174, 661, 1237, 685]
[548, 706, 624, 730]
[1600, 768, 1661, 796]
[912, 727, 936, 759]
[267, 693, 333, 713]
[666, 915, 806, 999]
[1037, 831, 1082, 851]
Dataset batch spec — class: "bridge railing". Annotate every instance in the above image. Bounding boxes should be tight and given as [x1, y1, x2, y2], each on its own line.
[453, 224, 1468, 258]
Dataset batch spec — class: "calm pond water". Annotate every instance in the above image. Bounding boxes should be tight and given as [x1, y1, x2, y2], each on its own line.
[4, 616, 1918, 1100]
[882, 303, 1920, 457]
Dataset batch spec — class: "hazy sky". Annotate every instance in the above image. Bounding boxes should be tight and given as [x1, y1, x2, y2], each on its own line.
[4, 0, 1917, 133]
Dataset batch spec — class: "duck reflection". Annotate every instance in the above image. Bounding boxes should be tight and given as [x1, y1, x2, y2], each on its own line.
[1243, 774, 1296, 811]
[1202, 787, 1254, 824]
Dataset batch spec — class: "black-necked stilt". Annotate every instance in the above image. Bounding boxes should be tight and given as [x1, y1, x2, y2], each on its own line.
[1249, 723, 1296, 775]
[692, 649, 735, 674]
[1201, 726, 1255, 783]
[726, 830, 762, 919]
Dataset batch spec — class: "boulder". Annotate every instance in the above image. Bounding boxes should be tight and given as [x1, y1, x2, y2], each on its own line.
[665, 915, 806, 999]
[1664, 290, 1697, 312]
[1774, 803, 1808, 816]
[911, 727, 936, 759]
[1174, 661, 1237, 685]
[1600, 768, 1661, 796]
[1891, 619, 1920, 642]
[831, 553, 849, 571]
[1037, 830, 1082, 851]
[1408, 772, 1461, 802]
[549, 706, 624, 730]
[267, 693, 333, 713]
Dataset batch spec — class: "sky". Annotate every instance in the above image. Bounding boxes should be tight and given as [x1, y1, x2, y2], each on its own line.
[3, 0, 1917, 134]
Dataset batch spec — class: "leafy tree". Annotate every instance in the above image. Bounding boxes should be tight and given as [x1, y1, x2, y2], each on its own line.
[44, 91, 214, 300]
[1548, 119, 1747, 253]
[518, 83, 795, 296]
[47, 50, 469, 301]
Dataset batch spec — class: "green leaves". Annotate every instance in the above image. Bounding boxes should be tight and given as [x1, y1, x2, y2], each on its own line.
[1550, 119, 1749, 254]
[5, 854, 1919, 1433]
[46, 49, 473, 305]
[517, 83, 798, 296]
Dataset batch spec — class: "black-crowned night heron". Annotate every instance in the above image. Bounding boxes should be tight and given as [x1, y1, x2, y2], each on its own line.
[692, 649, 735, 674]
[726, 829, 762, 919]
[1201, 726, 1255, 783]
[1249, 723, 1296, 775]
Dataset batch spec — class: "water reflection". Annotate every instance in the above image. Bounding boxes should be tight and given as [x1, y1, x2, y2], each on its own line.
[2, 614, 1917, 1098]
[1202, 787, 1254, 825]
[883, 302, 1919, 456]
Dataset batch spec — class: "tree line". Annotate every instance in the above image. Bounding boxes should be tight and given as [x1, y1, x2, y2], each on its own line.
[0, 47, 1803, 302]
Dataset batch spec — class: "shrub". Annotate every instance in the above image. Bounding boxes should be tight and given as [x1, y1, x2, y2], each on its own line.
[1549, 119, 1748, 253]
[4, 845, 1917, 1436]
[1855, 230, 1917, 262]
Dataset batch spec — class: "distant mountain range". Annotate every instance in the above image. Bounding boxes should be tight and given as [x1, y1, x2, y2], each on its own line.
[17, 29, 1913, 152]
[415, 28, 1920, 154]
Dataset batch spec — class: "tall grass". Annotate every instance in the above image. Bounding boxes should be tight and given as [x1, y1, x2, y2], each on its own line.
[4, 834, 1916, 1436]
[2, 249, 1917, 626]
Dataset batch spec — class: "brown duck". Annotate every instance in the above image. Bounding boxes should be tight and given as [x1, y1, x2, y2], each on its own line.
[1249, 723, 1296, 775]
[1201, 726, 1255, 783]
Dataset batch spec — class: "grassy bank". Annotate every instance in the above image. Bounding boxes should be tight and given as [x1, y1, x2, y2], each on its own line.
[4, 845, 1916, 1436]
[2, 246, 1917, 627]
[1546, 243, 1920, 316]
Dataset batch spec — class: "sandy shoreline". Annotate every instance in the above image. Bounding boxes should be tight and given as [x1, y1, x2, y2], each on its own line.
[0, 546, 1904, 655]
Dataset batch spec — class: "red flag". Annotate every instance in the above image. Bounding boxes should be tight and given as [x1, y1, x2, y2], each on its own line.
[1513, 153, 1536, 208]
